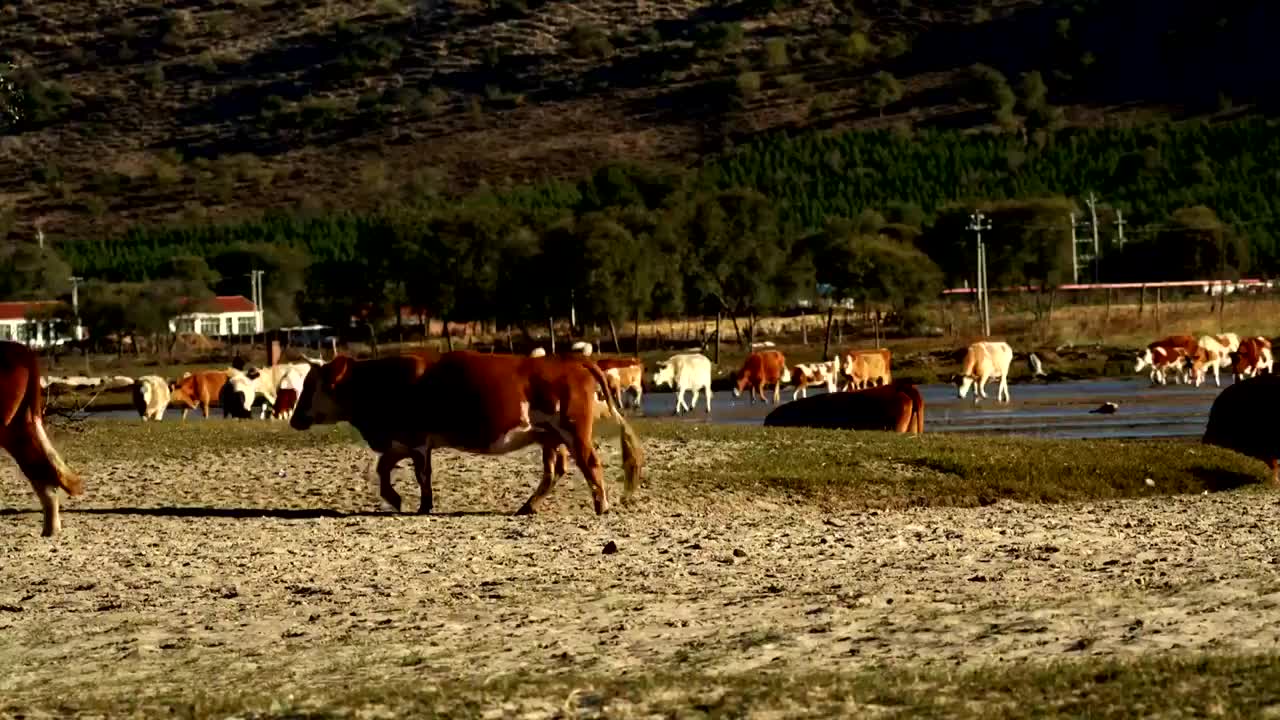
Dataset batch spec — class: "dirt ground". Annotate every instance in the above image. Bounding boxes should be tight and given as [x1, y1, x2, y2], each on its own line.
[3, 435, 1280, 714]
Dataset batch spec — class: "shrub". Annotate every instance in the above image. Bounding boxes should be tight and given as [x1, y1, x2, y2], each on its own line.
[697, 22, 745, 55]
[143, 65, 165, 92]
[565, 24, 613, 59]
[736, 71, 762, 100]
[867, 71, 903, 116]
[764, 38, 789, 68]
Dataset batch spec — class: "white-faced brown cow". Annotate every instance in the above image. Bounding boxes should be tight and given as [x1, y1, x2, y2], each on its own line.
[839, 349, 892, 392]
[955, 341, 1013, 405]
[290, 351, 641, 516]
[1230, 336, 1274, 381]
[1189, 333, 1242, 388]
[1134, 335, 1198, 386]
[789, 357, 841, 400]
[596, 357, 645, 410]
[1, 341, 83, 537]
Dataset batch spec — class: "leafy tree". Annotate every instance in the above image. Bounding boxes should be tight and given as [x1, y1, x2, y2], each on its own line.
[0, 62, 22, 132]
[1152, 205, 1249, 281]
[867, 71, 903, 116]
[682, 189, 801, 346]
[0, 241, 72, 300]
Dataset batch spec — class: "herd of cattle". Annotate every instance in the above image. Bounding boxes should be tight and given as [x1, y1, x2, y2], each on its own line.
[1133, 333, 1273, 388]
[4, 328, 1280, 538]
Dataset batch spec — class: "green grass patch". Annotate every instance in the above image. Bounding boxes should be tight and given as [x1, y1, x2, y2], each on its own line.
[631, 421, 1269, 508]
[18, 654, 1280, 718]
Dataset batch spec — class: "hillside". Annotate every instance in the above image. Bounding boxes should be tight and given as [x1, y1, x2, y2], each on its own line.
[1, 0, 1277, 241]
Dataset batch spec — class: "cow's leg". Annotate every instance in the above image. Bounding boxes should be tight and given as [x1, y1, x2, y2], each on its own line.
[704, 385, 712, 414]
[374, 452, 404, 512]
[634, 384, 643, 412]
[34, 483, 60, 538]
[999, 375, 1010, 403]
[1212, 363, 1221, 387]
[772, 380, 781, 404]
[674, 388, 686, 415]
[1271, 458, 1279, 485]
[572, 437, 609, 515]
[517, 443, 566, 515]
[892, 395, 913, 433]
[412, 449, 433, 514]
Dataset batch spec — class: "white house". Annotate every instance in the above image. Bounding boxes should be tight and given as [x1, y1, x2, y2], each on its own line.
[170, 295, 263, 337]
[0, 301, 76, 349]
[0, 295, 263, 348]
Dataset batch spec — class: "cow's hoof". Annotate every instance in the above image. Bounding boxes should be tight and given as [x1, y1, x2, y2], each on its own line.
[514, 503, 536, 516]
[417, 504, 433, 515]
[381, 494, 403, 512]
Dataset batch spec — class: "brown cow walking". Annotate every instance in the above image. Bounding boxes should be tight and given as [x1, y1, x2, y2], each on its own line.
[0, 341, 83, 536]
[733, 350, 787, 405]
[168, 370, 231, 420]
[291, 351, 640, 515]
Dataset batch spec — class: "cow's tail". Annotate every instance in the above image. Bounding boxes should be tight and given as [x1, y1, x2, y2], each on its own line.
[584, 362, 643, 503]
[24, 365, 83, 496]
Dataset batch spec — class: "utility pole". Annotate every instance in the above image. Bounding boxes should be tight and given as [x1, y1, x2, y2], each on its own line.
[968, 211, 992, 337]
[1070, 212, 1079, 285]
[1086, 192, 1101, 283]
[247, 270, 264, 334]
[70, 276, 83, 341]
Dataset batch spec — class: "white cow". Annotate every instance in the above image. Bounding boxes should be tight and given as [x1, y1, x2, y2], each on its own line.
[956, 341, 1013, 405]
[1190, 333, 1241, 388]
[131, 375, 170, 421]
[651, 352, 713, 415]
[529, 347, 547, 358]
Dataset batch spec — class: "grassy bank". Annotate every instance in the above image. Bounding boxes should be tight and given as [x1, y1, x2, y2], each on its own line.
[50, 418, 1269, 509]
[17, 653, 1280, 718]
[632, 421, 1268, 509]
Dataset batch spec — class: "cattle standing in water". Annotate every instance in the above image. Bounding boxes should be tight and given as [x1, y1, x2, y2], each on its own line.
[1230, 336, 1274, 381]
[596, 358, 645, 410]
[765, 380, 924, 434]
[1133, 335, 1197, 386]
[132, 375, 170, 421]
[1189, 334, 1241, 388]
[733, 350, 787, 405]
[0, 341, 83, 536]
[651, 353, 713, 415]
[839, 349, 892, 391]
[169, 370, 231, 420]
[1203, 374, 1280, 484]
[956, 341, 1014, 404]
[789, 358, 841, 400]
[291, 351, 641, 516]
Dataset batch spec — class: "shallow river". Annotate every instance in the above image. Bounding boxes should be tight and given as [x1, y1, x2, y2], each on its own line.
[84, 377, 1227, 440]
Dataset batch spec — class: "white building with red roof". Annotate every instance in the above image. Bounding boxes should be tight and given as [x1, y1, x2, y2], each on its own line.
[0, 295, 262, 348]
